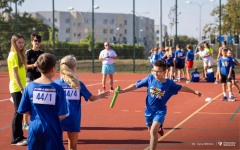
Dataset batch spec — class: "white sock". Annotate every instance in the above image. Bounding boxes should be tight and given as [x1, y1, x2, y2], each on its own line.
[223, 92, 227, 97]
[229, 92, 233, 97]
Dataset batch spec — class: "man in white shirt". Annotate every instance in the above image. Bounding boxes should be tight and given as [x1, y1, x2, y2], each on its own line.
[194, 45, 213, 80]
[99, 42, 117, 92]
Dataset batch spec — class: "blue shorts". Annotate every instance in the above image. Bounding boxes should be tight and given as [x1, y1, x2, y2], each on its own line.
[145, 108, 166, 126]
[102, 64, 115, 74]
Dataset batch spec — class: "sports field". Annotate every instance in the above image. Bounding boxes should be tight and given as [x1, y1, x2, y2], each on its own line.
[0, 72, 239, 150]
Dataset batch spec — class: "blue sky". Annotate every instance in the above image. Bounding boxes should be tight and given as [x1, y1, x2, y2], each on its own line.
[17, 0, 227, 39]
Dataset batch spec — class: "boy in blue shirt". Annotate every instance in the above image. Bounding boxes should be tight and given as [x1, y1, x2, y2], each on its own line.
[217, 48, 235, 101]
[118, 60, 202, 150]
[185, 44, 194, 83]
[191, 67, 200, 82]
[17, 53, 68, 150]
[174, 44, 185, 82]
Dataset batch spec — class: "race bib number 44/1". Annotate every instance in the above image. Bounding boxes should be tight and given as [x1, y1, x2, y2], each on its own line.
[33, 90, 56, 105]
[64, 89, 80, 100]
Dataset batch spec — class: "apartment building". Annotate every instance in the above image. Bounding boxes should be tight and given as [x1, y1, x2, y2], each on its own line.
[29, 11, 155, 54]
[154, 25, 168, 48]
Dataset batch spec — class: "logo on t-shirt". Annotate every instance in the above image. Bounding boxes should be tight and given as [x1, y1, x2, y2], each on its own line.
[222, 61, 229, 67]
[150, 86, 165, 99]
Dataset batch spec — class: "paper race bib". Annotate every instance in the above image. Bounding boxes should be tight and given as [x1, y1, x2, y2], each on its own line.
[64, 89, 80, 100]
[33, 89, 56, 105]
[178, 52, 183, 57]
[193, 74, 199, 77]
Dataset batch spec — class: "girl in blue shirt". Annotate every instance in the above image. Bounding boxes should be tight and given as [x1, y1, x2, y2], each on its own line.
[17, 53, 68, 150]
[151, 48, 158, 67]
[54, 55, 109, 150]
[118, 60, 202, 150]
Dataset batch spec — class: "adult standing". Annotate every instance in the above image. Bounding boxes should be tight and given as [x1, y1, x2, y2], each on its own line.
[99, 42, 117, 92]
[194, 45, 213, 80]
[7, 33, 27, 146]
[23, 33, 44, 130]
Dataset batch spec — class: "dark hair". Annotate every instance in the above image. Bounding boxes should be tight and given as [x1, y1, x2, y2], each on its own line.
[176, 44, 181, 49]
[186, 44, 192, 50]
[37, 53, 56, 74]
[222, 41, 227, 45]
[222, 48, 228, 52]
[31, 33, 41, 42]
[204, 42, 210, 48]
[153, 60, 167, 71]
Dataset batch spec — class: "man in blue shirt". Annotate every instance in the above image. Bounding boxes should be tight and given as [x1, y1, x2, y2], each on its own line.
[118, 60, 202, 150]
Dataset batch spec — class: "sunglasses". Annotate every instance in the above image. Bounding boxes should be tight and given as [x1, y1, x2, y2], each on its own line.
[104, 44, 109, 46]
[33, 40, 41, 43]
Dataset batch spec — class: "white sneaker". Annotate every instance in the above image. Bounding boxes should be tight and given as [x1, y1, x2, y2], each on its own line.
[178, 79, 180, 82]
[228, 96, 236, 101]
[214, 81, 218, 84]
[11, 139, 28, 146]
[186, 80, 191, 84]
[202, 78, 206, 80]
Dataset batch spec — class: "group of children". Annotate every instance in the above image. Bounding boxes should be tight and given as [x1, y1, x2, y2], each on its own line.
[149, 42, 240, 101]
[7, 32, 237, 150]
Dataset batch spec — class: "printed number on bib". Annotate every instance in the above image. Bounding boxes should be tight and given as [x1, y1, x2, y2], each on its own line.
[193, 74, 199, 77]
[64, 89, 80, 100]
[33, 91, 56, 105]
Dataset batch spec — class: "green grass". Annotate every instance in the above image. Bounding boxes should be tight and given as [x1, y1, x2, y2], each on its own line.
[1, 59, 239, 74]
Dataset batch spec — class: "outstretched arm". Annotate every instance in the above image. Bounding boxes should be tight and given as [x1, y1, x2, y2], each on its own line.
[89, 91, 110, 101]
[118, 84, 138, 94]
[180, 86, 202, 97]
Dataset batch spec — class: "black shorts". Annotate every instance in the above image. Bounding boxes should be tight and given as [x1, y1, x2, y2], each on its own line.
[220, 74, 232, 83]
[232, 70, 235, 80]
[167, 63, 174, 68]
[175, 61, 184, 69]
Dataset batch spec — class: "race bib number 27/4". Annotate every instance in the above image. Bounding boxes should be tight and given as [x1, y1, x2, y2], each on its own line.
[33, 88, 56, 105]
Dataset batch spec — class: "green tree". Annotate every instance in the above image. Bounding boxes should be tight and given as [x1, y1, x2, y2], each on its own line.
[203, 0, 240, 36]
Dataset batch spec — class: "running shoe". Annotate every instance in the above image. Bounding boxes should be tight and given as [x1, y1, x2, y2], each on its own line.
[110, 87, 114, 92]
[158, 126, 164, 136]
[221, 96, 227, 101]
[23, 124, 29, 130]
[186, 80, 191, 84]
[228, 96, 236, 101]
[11, 139, 28, 146]
[102, 87, 106, 92]
[214, 81, 218, 84]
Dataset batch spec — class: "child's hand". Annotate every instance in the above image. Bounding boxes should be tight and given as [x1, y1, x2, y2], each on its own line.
[195, 91, 202, 97]
[98, 89, 110, 97]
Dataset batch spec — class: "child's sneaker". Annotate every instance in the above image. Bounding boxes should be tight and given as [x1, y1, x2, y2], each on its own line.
[23, 124, 29, 130]
[158, 126, 164, 136]
[214, 81, 218, 84]
[102, 87, 106, 92]
[186, 80, 191, 84]
[228, 96, 236, 101]
[110, 87, 114, 92]
[177, 78, 180, 82]
[221, 96, 227, 101]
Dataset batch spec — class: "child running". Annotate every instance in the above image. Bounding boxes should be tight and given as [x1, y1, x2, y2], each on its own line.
[17, 53, 68, 150]
[54, 55, 110, 150]
[217, 48, 235, 101]
[118, 60, 202, 150]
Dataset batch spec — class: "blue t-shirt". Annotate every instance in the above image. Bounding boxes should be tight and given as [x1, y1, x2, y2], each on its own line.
[151, 53, 158, 67]
[191, 71, 200, 82]
[17, 82, 68, 150]
[135, 74, 182, 112]
[175, 50, 185, 65]
[186, 50, 194, 61]
[54, 78, 92, 132]
[231, 57, 239, 69]
[158, 52, 163, 60]
[165, 52, 174, 64]
[218, 57, 234, 76]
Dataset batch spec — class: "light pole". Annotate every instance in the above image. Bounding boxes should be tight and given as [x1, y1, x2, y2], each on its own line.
[186, 0, 214, 42]
[68, 5, 99, 40]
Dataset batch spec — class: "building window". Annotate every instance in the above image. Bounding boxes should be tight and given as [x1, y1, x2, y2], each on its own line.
[103, 19, 108, 25]
[66, 18, 70, 24]
[110, 29, 114, 34]
[124, 29, 127, 34]
[103, 29, 107, 34]
[66, 38, 70, 42]
[48, 18, 51, 22]
[119, 24, 122, 28]
[110, 19, 114, 25]
[104, 38, 107, 42]
[78, 33, 81, 37]
[74, 33, 76, 37]
[156, 37, 159, 41]
[66, 28, 70, 33]
[84, 19, 89, 24]
[156, 30, 159, 34]
[54, 18, 57, 22]
[124, 20, 127, 25]
[78, 22, 81, 27]
[73, 22, 76, 26]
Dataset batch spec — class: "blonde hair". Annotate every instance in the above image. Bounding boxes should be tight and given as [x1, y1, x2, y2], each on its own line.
[60, 55, 80, 89]
[10, 33, 26, 68]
